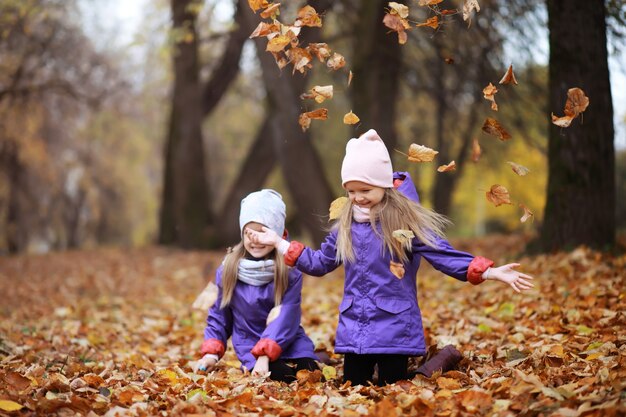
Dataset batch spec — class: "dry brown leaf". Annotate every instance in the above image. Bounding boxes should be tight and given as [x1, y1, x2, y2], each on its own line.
[392, 229, 415, 244]
[444, 57, 455, 64]
[298, 108, 328, 132]
[343, 111, 360, 125]
[285, 47, 312, 74]
[471, 138, 481, 162]
[462, 0, 480, 23]
[248, 0, 269, 12]
[348, 70, 354, 86]
[419, 0, 443, 5]
[260, 2, 281, 19]
[383, 13, 410, 45]
[519, 203, 534, 223]
[388, 2, 409, 18]
[407, 143, 439, 162]
[552, 87, 589, 128]
[266, 35, 290, 52]
[326, 53, 346, 70]
[507, 161, 530, 176]
[329, 196, 348, 220]
[389, 261, 405, 279]
[437, 160, 456, 172]
[249, 22, 280, 39]
[486, 184, 512, 207]
[416, 16, 440, 29]
[499, 64, 518, 85]
[270, 51, 288, 69]
[295, 5, 322, 27]
[481, 117, 511, 141]
[301, 85, 333, 103]
[306, 43, 331, 62]
[483, 83, 498, 111]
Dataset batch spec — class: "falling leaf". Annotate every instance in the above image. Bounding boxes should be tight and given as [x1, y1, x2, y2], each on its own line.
[192, 281, 218, 310]
[441, 9, 458, 15]
[266, 305, 282, 325]
[260, 2, 281, 19]
[499, 65, 518, 85]
[483, 83, 498, 111]
[326, 53, 346, 70]
[249, 22, 280, 39]
[471, 139, 481, 162]
[0, 400, 23, 412]
[481, 117, 511, 141]
[416, 16, 440, 29]
[392, 229, 415, 244]
[266, 35, 290, 52]
[343, 111, 360, 125]
[383, 13, 410, 45]
[248, 0, 269, 12]
[285, 47, 313, 74]
[390, 261, 405, 279]
[270, 51, 288, 69]
[295, 5, 322, 27]
[486, 184, 512, 207]
[388, 2, 409, 19]
[419, 0, 443, 5]
[462, 0, 480, 23]
[298, 108, 328, 132]
[329, 196, 348, 220]
[444, 57, 455, 64]
[306, 43, 331, 62]
[551, 87, 589, 128]
[406, 143, 439, 162]
[437, 160, 456, 172]
[347, 70, 353, 86]
[507, 161, 530, 176]
[311, 85, 333, 103]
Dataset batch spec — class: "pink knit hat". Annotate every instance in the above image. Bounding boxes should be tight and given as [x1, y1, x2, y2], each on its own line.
[341, 129, 393, 188]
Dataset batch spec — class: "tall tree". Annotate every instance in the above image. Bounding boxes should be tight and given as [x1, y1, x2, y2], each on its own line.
[540, 0, 615, 251]
[159, 0, 212, 248]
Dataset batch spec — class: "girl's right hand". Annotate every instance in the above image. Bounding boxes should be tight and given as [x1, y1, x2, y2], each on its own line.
[196, 354, 218, 372]
[245, 227, 280, 247]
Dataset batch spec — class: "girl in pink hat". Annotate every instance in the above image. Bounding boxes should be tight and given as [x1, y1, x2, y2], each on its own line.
[247, 130, 533, 386]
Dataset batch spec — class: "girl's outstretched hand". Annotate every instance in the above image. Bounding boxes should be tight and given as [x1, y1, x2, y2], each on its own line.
[483, 263, 534, 293]
[245, 227, 281, 247]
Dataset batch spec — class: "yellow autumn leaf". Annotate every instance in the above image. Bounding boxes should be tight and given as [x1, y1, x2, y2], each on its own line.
[392, 229, 415, 244]
[343, 111, 360, 125]
[0, 400, 23, 412]
[388, 2, 409, 18]
[266, 35, 290, 52]
[155, 369, 178, 385]
[329, 196, 348, 220]
[322, 365, 337, 380]
[437, 160, 456, 172]
[407, 143, 438, 162]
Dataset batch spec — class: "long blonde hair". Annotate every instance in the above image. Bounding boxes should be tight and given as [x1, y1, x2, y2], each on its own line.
[334, 188, 450, 264]
[219, 242, 289, 308]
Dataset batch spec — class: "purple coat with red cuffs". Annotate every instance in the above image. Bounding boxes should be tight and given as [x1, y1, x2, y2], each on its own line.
[284, 172, 493, 357]
[201, 265, 317, 371]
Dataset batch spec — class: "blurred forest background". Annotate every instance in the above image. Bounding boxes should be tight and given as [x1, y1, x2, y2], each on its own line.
[1, 0, 625, 255]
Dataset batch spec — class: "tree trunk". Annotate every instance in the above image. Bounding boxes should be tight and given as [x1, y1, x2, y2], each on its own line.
[159, 0, 212, 248]
[350, 0, 402, 151]
[540, 0, 615, 251]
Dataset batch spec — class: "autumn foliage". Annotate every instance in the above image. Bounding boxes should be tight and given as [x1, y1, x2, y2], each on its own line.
[1, 236, 624, 416]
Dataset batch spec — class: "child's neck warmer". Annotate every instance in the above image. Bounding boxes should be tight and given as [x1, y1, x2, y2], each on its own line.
[237, 258, 275, 286]
[352, 205, 371, 223]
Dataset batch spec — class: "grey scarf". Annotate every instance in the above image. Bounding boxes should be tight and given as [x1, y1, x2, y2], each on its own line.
[237, 258, 275, 286]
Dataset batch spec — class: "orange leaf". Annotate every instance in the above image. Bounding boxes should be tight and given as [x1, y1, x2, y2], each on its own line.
[343, 110, 360, 125]
[348, 70, 354, 86]
[406, 143, 438, 162]
[486, 184, 512, 207]
[326, 53, 346, 70]
[419, 0, 443, 5]
[260, 2, 281, 19]
[507, 161, 530, 176]
[383, 13, 410, 45]
[499, 64, 518, 85]
[248, 0, 269, 12]
[249, 22, 279, 39]
[285, 47, 312, 74]
[483, 82, 498, 111]
[266, 35, 290, 52]
[519, 203, 534, 223]
[471, 139, 481, 162]
[390, 261, 405, 279]
[270, 51, 288, 69]
[481, 117, 511, 141]
[441, 9, 458, 15]
[552, 87, 589, 128]
[416, 16, 439, 29]
[296, 5, 322, 27]
[437, 160, 456, 172]
[298, 108, 328, 132]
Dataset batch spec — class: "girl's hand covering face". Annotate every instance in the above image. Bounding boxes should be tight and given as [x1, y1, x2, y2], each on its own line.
[484, 263, 534, 293]
[245, 226, 281, 247]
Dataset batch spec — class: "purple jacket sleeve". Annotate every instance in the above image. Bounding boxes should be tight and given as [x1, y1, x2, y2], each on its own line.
[203, 266, 233, 346]
[412, 236, 475, 281]
[259, 269, 303, 349]
[294, 231, 342, 276]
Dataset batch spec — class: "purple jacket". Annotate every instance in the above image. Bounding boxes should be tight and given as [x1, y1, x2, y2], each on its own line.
[286, 172, 490, 356]
[203, 265, 317, 370]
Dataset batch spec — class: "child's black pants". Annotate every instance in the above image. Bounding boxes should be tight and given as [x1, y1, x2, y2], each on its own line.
[343, 353, 408, 386]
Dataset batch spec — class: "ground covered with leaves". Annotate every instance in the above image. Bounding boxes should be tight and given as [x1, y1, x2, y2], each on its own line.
[0, 235, 624, 416]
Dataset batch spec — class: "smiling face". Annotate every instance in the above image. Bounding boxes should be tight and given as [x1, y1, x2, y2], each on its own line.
[242, 222, 275, 259]
[344, 181, 386, 209]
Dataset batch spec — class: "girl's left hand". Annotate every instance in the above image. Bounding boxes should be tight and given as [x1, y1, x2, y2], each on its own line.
[483, 263, 534, 293]
[252, 355, 270, 376]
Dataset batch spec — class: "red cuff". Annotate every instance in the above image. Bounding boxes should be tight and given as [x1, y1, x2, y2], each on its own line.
[467, 256, 494, 285]
[200, 338, 225, 358]
[284, 241, 305, 267]
[251, 338, 282, 361]
[393, 178, 404, 189]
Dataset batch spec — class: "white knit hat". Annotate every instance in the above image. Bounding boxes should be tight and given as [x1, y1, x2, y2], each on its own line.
[341, 129, 393, 188]
[239, 189, 286, 236]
